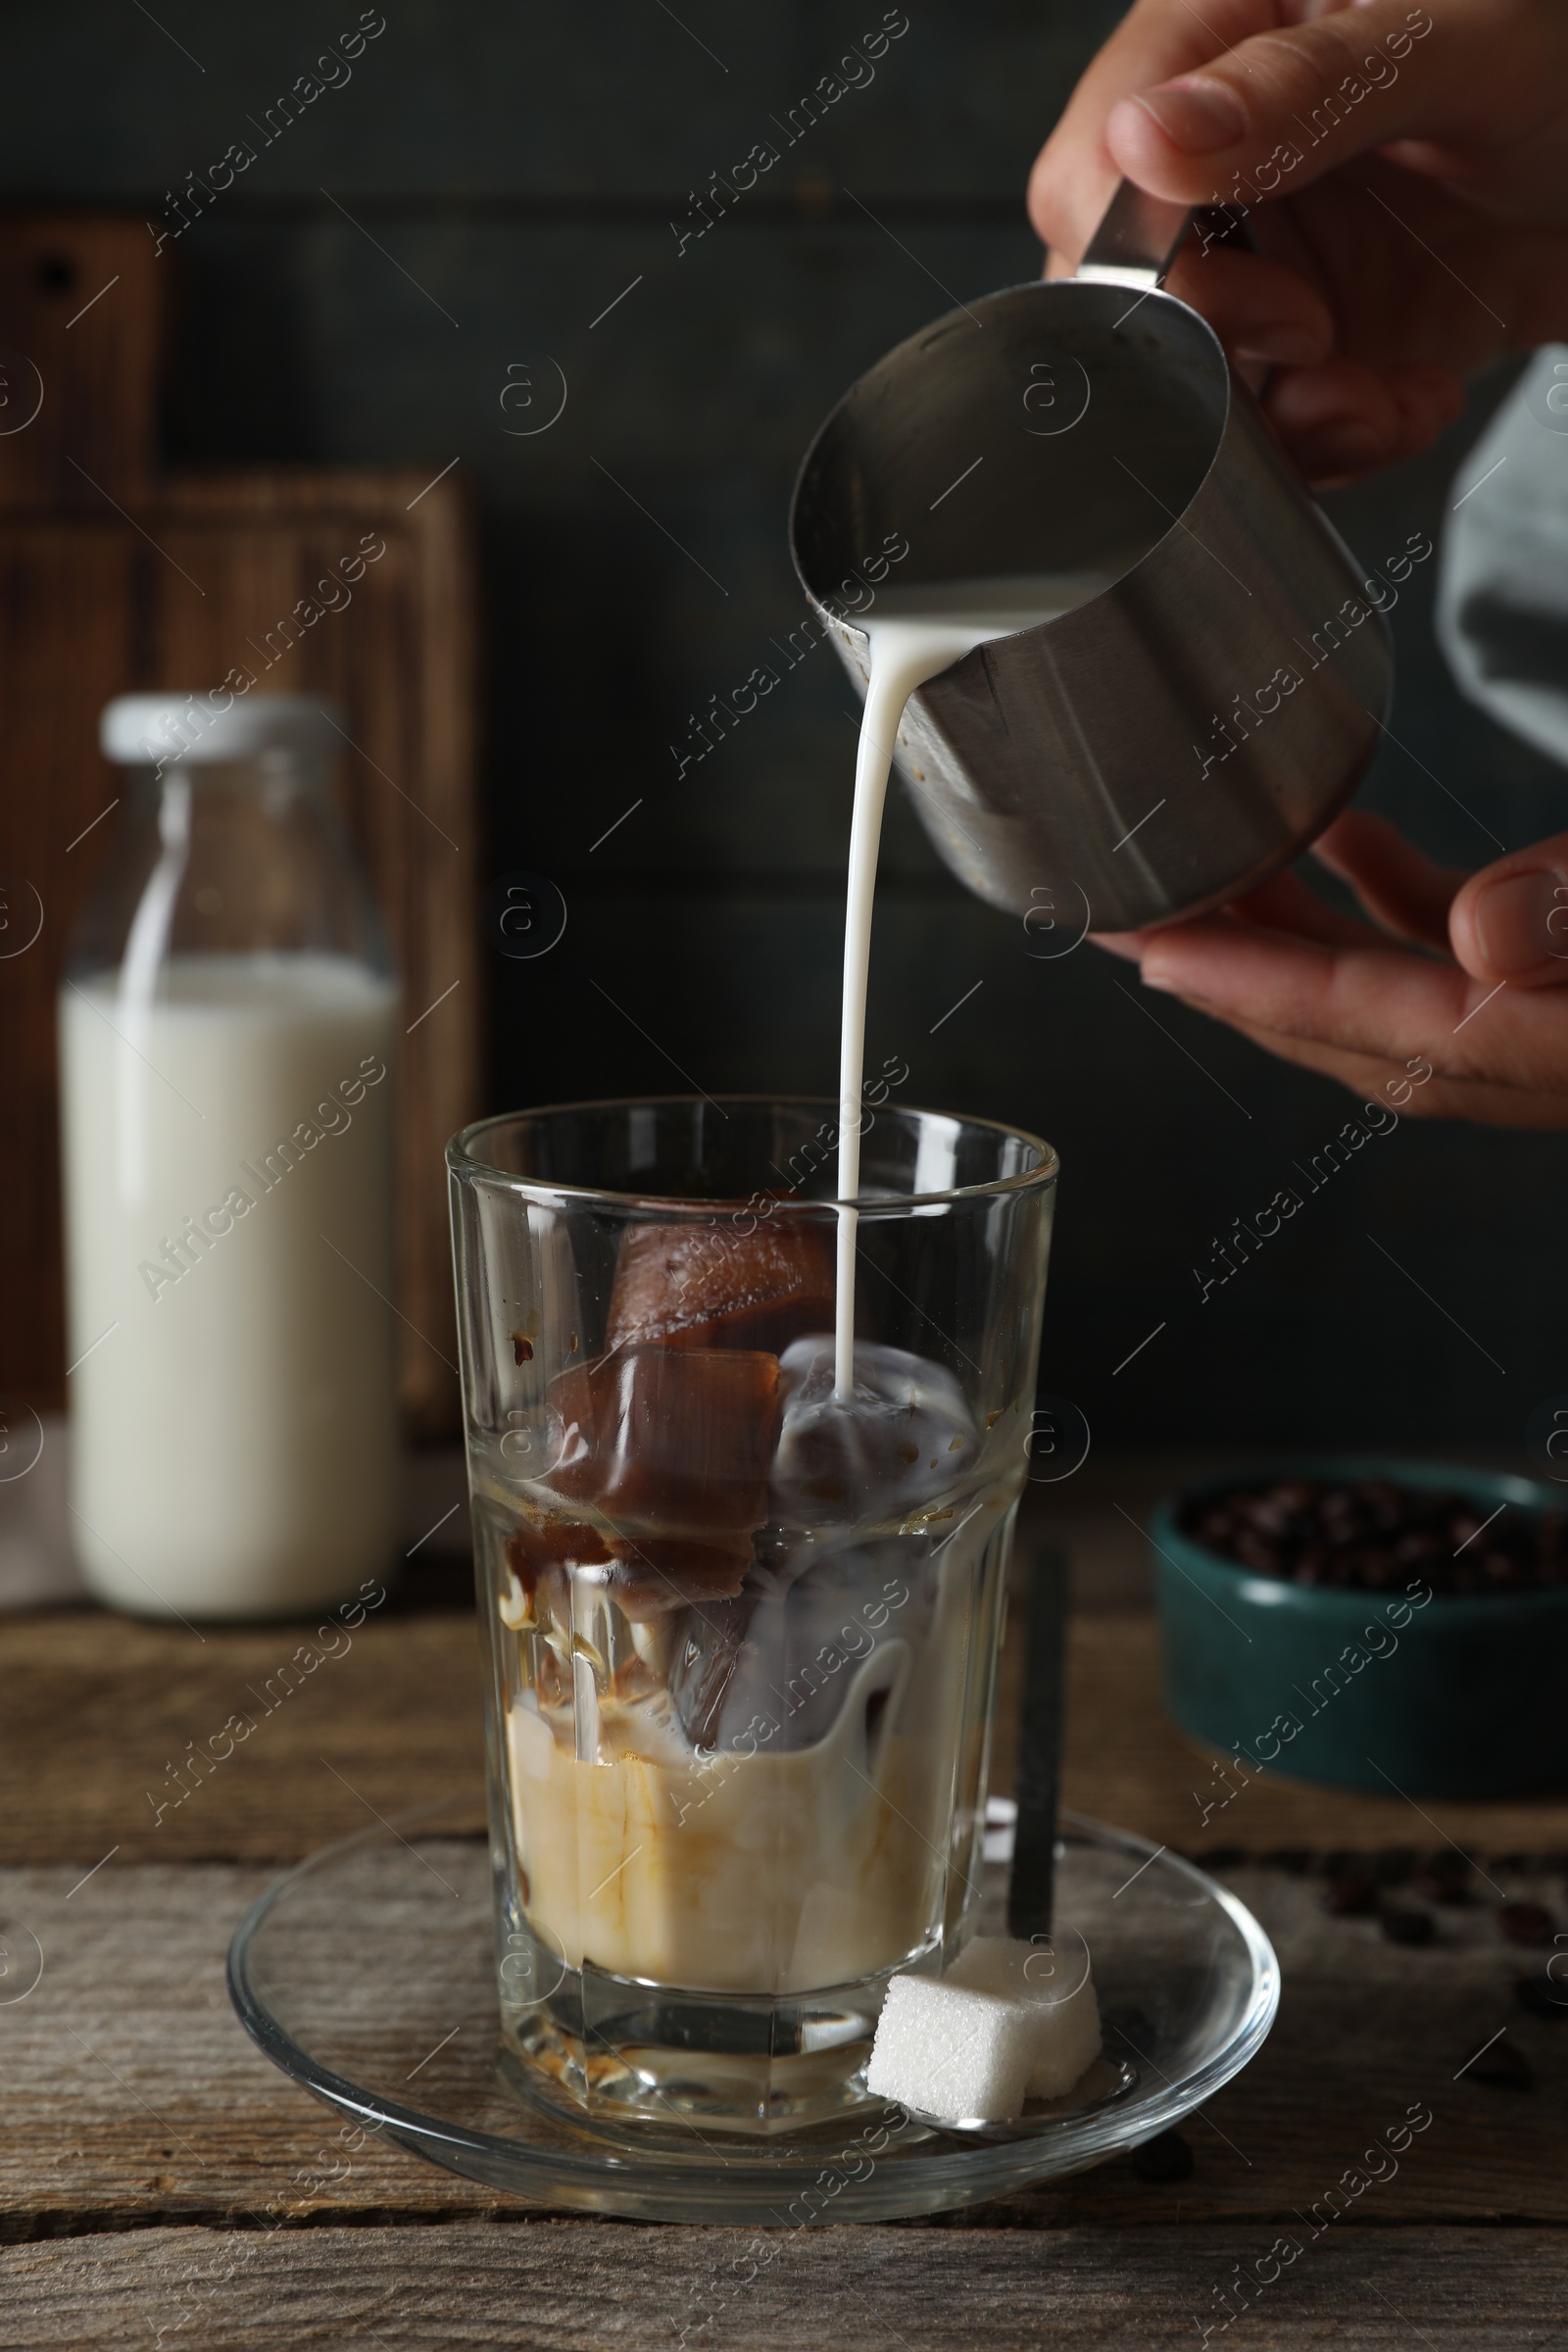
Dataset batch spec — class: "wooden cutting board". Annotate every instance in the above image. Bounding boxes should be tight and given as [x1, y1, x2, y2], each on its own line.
[0, 216, 478, 1440]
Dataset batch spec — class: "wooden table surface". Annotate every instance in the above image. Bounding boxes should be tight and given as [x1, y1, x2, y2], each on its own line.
[5, 1497, 1567, 2350]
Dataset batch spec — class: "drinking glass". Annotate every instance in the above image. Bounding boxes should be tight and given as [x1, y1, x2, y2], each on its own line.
[448, 1097, 1056, 2135]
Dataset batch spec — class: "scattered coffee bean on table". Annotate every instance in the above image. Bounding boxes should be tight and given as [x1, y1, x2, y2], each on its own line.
[1264, 1846, 1314, 1875]
[1323, 1874, 1379, 1918]
[1180, 1476, 1568, 1594]
[1379, 1902, 1436, 1946]
[1413, 1853, 1472, 1904]
[1498, 1900, 1556, 1946]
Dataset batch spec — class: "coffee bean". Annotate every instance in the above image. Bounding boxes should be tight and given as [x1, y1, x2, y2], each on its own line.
[1132, 2130, 1195, 2182]
[1323, 1874, 1378, 1917]
[1179, 1476, 1566, 1594]
[1265, 1847, 1313, 1875]
[1498, 1901, 1555, 1947]
[1412, 1854, 1470, 1904]
[1379, 1902, 1436, 1945]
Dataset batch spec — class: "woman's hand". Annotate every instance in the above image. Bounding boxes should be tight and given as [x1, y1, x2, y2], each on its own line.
[1100, 810, 1568, 1126]
[1029, 0, 1568, 485]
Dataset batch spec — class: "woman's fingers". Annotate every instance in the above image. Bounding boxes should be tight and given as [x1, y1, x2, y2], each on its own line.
[1091, 929, 1149, 965]
[1137, 918, 1445, 1060]
[1260, 353, 1456, 483]
[1192, 1010, 1416, 1101]
[1098, 0, 1542, 214]
[1178, 1004, 1568, 1129]
[1225, 867, 1386, 949]
[1449, 834, 1568, 988]
[1096, 851, 1434, 979]
[1093, 864, 1374, 965]
[1138, 914, 1568, 1091]
[1102, 828, 1568, 1115]
[1162, 241, 1335, 367]
[1027, 0, 1278, 261]
[1387, 363, 1470, 451]
[1163, 229, 1467, 479]
[1272, 360, 1466, 484]
[1310, 809, 1469, 952]
[1312, 811, 1568, 989]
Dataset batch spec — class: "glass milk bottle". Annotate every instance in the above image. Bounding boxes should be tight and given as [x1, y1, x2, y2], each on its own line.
[60, 695, 401, 1619]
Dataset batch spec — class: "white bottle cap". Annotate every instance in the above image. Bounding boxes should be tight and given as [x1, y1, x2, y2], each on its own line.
[100, 693, 347, 766]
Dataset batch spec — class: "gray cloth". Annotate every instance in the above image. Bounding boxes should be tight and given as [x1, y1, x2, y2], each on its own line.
[1438, 345, 1568, 768]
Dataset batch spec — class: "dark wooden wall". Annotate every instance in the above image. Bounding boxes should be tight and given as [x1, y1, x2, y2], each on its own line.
[1, 0, 1562, 1452]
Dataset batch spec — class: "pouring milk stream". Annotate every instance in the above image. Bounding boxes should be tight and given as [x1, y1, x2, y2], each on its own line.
[832, 572, 1103, 1396]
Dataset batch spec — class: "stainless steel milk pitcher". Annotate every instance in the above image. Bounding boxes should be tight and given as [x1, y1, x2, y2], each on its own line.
[789, 183, 1393, 933]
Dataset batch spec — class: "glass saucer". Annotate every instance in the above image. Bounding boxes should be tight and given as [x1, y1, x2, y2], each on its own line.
[227, 1796, 1277, 2224]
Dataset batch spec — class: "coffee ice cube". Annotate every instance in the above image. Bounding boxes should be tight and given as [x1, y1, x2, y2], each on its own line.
[602, 1533, 756, 1621]
[771, 1338, 977, 1526]
[500, 1503, 752, 1628]
[607, 1218, 835, 1355]
[666, 1589, 759, 1746]
[501, 1513, 612, 1629]
[865, 1974, 1035, 2122]
[697, 1541, 928, 1753]
[547, 1345, 783, 1534]
[945, 1935, 1102, 2099]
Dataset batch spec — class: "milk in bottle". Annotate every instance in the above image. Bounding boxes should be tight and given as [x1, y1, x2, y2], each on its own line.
[60, 695, 400, 1619]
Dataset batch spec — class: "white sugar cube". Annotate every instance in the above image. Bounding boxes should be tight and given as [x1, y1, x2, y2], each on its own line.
[945, 1935, 1101, 2100]
[864, 1974, 1035, 2122]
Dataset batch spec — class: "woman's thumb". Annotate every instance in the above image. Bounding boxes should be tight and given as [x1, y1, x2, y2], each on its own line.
[1104, 2, 1464, 205]
[1450, 837, 1568, 990]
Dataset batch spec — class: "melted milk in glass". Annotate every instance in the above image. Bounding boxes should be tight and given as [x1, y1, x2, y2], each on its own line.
[833, 573, 1104, 1394]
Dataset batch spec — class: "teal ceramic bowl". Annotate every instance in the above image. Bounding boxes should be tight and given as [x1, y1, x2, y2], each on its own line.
[1153, 1458, 1568, 1800]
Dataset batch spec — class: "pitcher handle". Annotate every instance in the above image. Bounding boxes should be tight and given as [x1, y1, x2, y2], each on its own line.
[1075, 179, 1194, 290]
